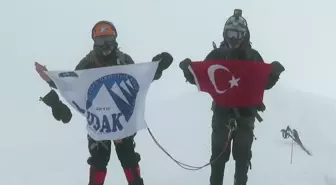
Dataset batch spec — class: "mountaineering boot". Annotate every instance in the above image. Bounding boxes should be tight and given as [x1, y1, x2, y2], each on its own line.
[233, 161, 249, 185]
[123, 164, 144, 185]
[89, 167, 107, 185]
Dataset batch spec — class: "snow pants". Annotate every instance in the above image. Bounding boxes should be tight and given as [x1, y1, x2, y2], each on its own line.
[210, 111, 255, 185]
[87, 134, 143, 185]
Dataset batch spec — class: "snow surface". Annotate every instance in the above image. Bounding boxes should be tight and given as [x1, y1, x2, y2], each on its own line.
[2, 0, 336, 184]
[2, 82, 336, 185]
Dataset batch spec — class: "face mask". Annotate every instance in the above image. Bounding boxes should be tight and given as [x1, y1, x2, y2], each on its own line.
[224, 29, 246, 48]
[93, 36, 116, 56]
[101, 49, 112, 56]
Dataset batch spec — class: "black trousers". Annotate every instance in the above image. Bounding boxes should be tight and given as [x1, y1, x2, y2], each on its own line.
[87, 134, 141, 170]
[210, 111, 255, 185]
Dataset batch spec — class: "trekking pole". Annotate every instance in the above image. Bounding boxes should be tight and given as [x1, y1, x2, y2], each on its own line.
[281, 126, 294, 164]
[290, 138, 294, 164]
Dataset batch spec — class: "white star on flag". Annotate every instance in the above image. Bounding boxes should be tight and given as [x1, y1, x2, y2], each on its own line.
[229, 76, 240, 88]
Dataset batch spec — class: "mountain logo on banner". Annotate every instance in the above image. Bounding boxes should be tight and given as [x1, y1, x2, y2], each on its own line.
[72, 73, 139, 134]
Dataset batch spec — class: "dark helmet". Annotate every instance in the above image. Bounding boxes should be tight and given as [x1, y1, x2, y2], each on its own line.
[222, 9, 249, 49]
[91, 20, 118, 56]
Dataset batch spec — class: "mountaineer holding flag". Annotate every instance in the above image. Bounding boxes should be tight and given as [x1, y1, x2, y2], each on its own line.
[179, 9, 285, 185]
[35, 20, 173, 185]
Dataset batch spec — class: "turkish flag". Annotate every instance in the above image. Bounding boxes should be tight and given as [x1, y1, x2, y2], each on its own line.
[188, 60, 273, 107]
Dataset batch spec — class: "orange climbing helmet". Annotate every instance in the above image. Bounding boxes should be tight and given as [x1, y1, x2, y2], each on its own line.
[91, 20, 118, 40]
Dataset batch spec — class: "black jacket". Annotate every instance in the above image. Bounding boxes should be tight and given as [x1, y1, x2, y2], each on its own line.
[75, 49, 134, 70]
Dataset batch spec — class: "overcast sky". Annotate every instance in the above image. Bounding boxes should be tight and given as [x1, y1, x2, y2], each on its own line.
[0, 2, 335, 184]
[1, 0, 336, 99]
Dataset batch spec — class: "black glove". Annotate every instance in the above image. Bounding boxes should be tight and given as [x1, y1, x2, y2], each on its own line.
[271, 61, 285, 75]
[153, 70, 162, 80]
[179, 58, 195, 84]
[265, 61, 285, 90]
[152, 52, 173, 72]
[152, 52, 173, 80]
[179, 58, 192, 71]
[40, 90, 72, 123]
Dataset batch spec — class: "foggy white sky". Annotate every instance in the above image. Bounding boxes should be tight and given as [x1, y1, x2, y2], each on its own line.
[1, 0, 336, 99]
[0, 1, 336, 184]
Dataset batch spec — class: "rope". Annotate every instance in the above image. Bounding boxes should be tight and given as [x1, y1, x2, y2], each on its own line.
[146, 119, 237, 171]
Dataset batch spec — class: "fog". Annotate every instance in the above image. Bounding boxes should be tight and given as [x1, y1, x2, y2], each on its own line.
[1, 1, 336, 184]
[2, 0, 335, 99]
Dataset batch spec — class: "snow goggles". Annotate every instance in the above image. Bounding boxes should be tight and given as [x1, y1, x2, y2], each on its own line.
[225, 29, 246, 39]
[93, 35, 116, 46]
[224, 29, 247, 48]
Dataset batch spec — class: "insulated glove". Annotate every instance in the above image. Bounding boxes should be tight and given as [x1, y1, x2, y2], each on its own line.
[265, 61, 285, 90]
[179, 58, 192, 71]
[152, 52, 173, 71]
[152, 52, 173, 80]
[271, 61, 285, 75]
[179, 58, 195, 84]
[40, 90, 72, 123]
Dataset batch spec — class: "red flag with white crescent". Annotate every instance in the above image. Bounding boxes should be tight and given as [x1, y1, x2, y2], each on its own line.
[188, 60, 273, 107]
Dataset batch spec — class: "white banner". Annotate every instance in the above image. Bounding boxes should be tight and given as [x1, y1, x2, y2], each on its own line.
[45, 62, 159, 141]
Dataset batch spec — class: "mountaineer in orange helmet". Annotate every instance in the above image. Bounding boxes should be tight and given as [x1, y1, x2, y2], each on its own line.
[38, 20, 173, 185]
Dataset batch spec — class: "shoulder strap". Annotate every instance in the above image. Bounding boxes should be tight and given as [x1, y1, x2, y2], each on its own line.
[116, 50, 127, 65]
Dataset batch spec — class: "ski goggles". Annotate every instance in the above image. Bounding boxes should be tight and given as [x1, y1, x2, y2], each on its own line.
[225, 29, 246, 39]
[93, 35, 116, 46]
[224, 29, 246, 48]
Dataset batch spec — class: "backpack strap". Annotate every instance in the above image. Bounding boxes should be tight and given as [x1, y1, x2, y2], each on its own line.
[116, 49, 134, 65]
[116, 49, 129, 65]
